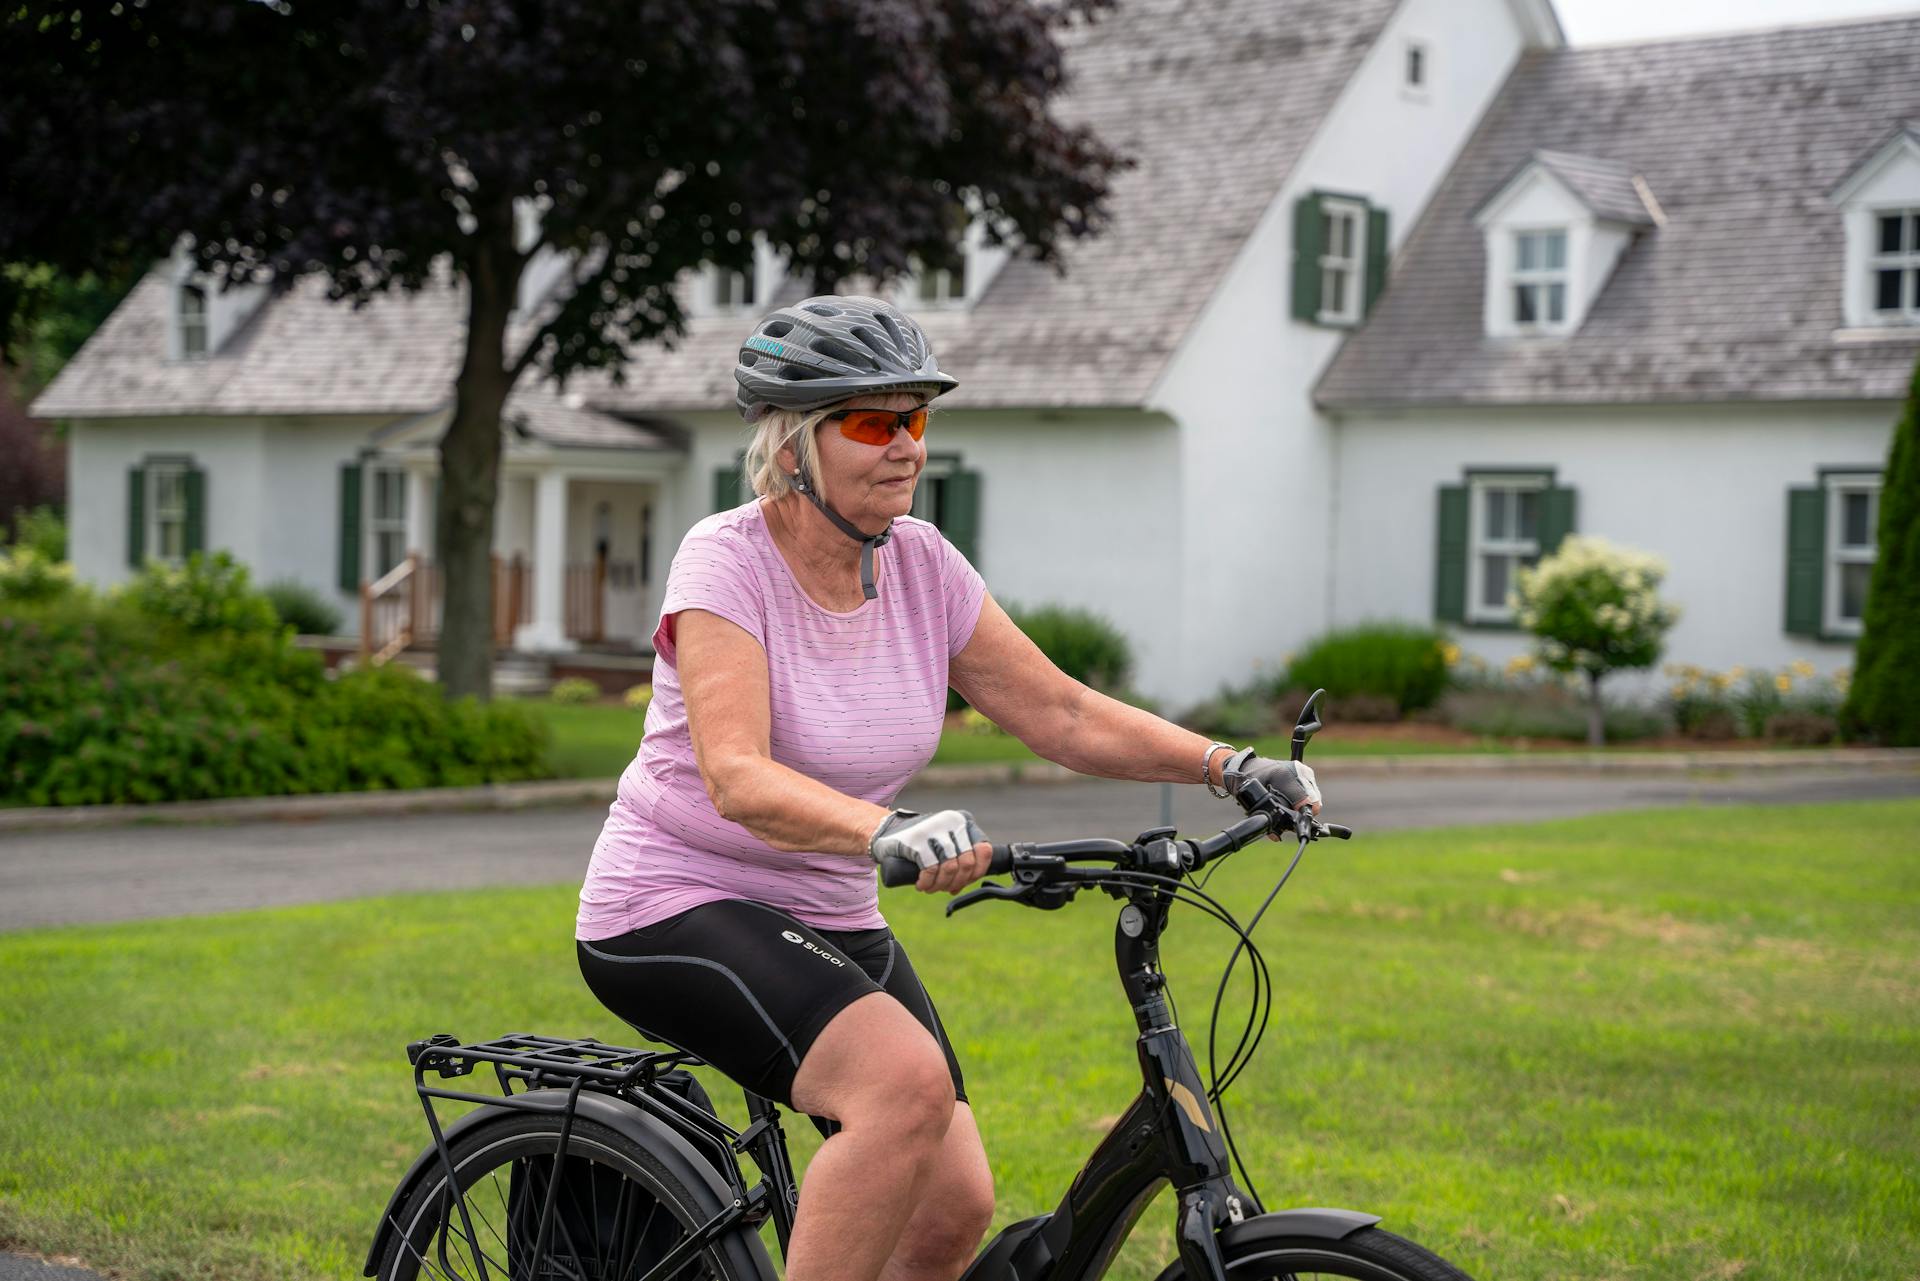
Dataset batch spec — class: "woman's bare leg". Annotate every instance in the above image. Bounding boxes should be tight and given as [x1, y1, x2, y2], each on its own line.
[784, 992, 959, 1281]
[876, 1101, 995, 1281]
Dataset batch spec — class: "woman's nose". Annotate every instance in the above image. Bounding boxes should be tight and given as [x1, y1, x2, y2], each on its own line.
[884, 428, 923, 461]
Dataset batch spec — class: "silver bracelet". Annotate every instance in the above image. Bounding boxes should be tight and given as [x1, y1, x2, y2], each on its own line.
[1202, 741, 1236, 798]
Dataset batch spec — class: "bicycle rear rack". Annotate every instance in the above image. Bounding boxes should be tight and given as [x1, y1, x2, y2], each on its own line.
[399, 1033, 767, 1281]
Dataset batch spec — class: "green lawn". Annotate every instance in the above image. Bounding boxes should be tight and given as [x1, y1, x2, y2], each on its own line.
[3, 801, 1917, 1281]
[530, 702, 1532, 779]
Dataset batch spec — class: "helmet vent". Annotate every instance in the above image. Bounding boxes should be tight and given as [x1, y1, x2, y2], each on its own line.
[873, 310, 910, 360]
[802, 303, 841, 317]
[760, 319, 794, 338]
[739, 351, 759, 366]
[847, 324, 899, 365]
[810, 336, 875, 370]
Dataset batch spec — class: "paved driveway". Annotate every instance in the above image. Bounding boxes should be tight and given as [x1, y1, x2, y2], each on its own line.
[4, 765, 1915, 931]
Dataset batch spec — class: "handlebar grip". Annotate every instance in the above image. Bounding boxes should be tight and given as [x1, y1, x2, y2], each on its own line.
[1325, 823, 1353, 840]
[880, 843, 1016, 889]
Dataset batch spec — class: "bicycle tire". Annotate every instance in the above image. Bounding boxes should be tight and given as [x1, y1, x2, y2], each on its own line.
[375, 1109, 761, 1281]
[1152, 1224, 1477, 1281]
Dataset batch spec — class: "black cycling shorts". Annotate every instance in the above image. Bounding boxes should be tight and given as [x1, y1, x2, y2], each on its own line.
[576, 898, 966, 1114]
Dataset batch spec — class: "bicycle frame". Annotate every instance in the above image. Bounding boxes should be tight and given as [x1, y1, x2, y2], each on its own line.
[719, 874, 1257, 1281]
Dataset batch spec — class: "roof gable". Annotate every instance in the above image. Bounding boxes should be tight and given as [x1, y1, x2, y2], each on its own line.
[1319, 16, 1920, 409]
[1474, 151, 1659, 228]
[1827, 118, 1920, 204]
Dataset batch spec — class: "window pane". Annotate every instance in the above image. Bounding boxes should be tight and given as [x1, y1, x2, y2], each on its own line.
[1909, 268, 1920, 311]
[1546, 282, 1566, 323]
[1515, 284, 1537, 323]
[155, 470, 184, 513]
[1325, 267, 1347, 314]
[1544, 231, 1567, 270]
[1839, 561, 1872, 621]
[1876, 268, 1903, 312]
[1842, 491, 1873, 547]
[1407, 45, 1424, 86]
[1909, 213, 1920, 252]
[1516, 489, 1540, 541]
[1516, 233, 1538, 272]
[159, 518, 184, 561]
[1484, 489, 1508, 540]
[1879, 213, 1904, 255]
[1481, 554, 1509, 608]
[376, 530, 406, 578]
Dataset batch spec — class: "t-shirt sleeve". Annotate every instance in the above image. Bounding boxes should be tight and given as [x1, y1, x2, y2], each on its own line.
[935, 529, 988, 660]
[652, 526, 767, 666]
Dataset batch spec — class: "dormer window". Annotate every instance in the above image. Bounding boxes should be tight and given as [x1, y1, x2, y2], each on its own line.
[178, 284, 209, 358]
[1871, 209, 1920, 319]
[1511, 230, 1568, 330]
[1473, 152, 1656, 339]
[896, 209, 1012, 311]
[710, 267, 753, 312]
[912, 261, 964, 307]
[1829, 122, 1920, 328]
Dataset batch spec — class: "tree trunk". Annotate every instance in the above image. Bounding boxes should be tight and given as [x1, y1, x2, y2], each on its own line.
[437, 220, 520, 702]
[1586, 668, 1606, 748]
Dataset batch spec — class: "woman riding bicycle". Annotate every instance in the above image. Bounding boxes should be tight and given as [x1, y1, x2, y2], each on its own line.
[575, 294, 1323, 1281]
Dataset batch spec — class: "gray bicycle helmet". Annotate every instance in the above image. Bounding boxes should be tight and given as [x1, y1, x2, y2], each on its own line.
[734, 294, 958, 422]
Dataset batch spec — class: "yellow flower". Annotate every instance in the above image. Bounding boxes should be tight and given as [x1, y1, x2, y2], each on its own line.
[1728, 665, 1747, 681]
[1505, 654, 1535, 678]
[1441, 642, 1462, 667]
[1774, 673, 1793, 693]
[1669, 683, 1689, 699]
[1790, 659, 1816, 679]
[1709, 673, 1733, 692]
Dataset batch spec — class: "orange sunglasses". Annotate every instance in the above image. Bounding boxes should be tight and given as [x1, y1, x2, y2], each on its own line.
[825, 406, 928, 446]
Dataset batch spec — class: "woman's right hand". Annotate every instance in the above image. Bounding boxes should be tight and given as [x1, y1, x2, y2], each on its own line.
[869, 809, 994, 894]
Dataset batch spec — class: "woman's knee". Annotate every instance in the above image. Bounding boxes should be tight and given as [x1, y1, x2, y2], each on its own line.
[792, 993, 956, 1142]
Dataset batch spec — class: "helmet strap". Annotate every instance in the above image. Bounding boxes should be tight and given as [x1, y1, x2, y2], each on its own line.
[791, 467, 891, 601]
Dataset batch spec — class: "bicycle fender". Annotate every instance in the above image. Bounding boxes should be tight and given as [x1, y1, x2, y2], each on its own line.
[1145, 1209, 1382, 1281]
[363, 1090, 776, 1280]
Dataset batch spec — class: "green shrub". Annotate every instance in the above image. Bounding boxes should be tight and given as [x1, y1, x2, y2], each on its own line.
[1843, 353, 1920, 744]
[623, 683, 653, 713]
[119, 551, 281, 635]
[262, 578, 344, 636]
[1005, 603, 1132, 692]
[0, 546, 76, 604]
[5, 506, 68, 560]
[1182, 682, 1288, 739]
[0, 597, 550, 807]
[550, 676, 601, 705]
[957, 707, 1005, 736]
[1282, 623, 1450, 715]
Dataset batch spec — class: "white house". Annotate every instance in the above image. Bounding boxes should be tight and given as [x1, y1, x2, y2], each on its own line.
[1316, 18, 1920, 683]
[32, 2, 1920, 708]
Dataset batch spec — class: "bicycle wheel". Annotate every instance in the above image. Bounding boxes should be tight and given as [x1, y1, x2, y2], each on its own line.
[1154, 1224, 1476, 1281]
[376, 1110, 762, 1281]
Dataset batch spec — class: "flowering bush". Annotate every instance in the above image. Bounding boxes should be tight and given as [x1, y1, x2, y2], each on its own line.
[549, 676, 601, 705]
[0, 546, 76, 604]
[623, 683, 653, 713]
[1664, 661, 1848, 742]
[1515, 536, 1680, 745]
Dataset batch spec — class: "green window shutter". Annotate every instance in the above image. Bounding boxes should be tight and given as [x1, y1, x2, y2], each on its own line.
[182, 465, 207, 555]
[338, 462, 364, 591]
[1538, 485, 1577, 556]
[1434, 484, 1468, 623]
[1364, 205, 1390, 314]
[127, 466, 146, 568]
[713, 460, 745, 513]
[1784, 486, 1826, 637]
[941, 469, 982, 569]
[1291, 193, 1325, 322]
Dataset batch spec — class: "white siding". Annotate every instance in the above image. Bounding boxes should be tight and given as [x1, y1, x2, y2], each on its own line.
[1330, 402, 1899, 684]
[1148, 0, 1529, 708]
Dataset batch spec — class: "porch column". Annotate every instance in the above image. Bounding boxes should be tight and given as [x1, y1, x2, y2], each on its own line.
[517, 467, 573, 651]
[404, 467, 433, 559]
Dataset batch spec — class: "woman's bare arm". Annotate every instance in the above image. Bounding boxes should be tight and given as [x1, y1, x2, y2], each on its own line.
[676, 608, 890, 857]
[950, 593, 1232, 789]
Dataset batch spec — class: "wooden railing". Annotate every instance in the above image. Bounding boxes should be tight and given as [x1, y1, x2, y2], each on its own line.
[565, 561, 605, 643]
[359, 553, 531, 665]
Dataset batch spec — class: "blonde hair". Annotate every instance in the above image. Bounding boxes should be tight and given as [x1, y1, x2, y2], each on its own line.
[744, 406, 831, 499]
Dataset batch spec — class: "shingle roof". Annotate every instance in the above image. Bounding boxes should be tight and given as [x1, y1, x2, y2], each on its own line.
[1318, 16, 1920, 410]
[33, 0, 1404, 422]
[1489, 150, 1657, 227]
[505, 392, 677, 450]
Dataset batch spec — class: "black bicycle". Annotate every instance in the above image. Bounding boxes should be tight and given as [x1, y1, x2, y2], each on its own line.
[365, 691, 1475, 1281]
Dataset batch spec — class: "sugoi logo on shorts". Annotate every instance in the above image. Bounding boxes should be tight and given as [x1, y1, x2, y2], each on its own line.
[779, 929, 845, 967]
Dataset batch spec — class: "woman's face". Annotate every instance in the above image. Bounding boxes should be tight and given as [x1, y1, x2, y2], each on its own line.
[800, 391, 928, 532]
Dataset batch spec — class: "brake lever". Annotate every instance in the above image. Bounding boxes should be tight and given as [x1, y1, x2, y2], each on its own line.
[944, 880, 1027, 917]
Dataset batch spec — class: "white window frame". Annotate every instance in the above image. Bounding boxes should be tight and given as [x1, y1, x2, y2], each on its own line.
[1824, 471, 1882, 637]
[1510, 228, 1569, 333]
[1466, 474, 1549, 625]
[178, 283, 209, 358]
[367, 464, 410, 580]
[1317, 197, 1367, 327]
[148, 460, 191, 565]
[706, 264, 755, 314]
[1868, 207, 1920, 322]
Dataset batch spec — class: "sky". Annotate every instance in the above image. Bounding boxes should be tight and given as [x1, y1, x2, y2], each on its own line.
[1554, 0, 1920, 45]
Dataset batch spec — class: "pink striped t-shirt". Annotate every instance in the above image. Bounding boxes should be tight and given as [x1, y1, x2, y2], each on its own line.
[575, 500, 987, 939]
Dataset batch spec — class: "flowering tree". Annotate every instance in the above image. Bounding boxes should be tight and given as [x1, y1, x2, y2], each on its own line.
[1515, 535, 1680, 746]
